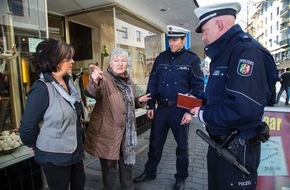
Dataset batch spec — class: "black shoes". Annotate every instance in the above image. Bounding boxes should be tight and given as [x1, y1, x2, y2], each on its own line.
[133, 172, 185, 190]
[174, 180, 185, 190]
[133, 172, 156, 183]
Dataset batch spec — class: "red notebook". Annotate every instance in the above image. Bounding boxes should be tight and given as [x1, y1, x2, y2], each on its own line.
[177, 93, 203, 109]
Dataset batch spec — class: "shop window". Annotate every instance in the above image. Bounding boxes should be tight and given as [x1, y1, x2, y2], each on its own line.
[69, 22, 92, 61]
[136, 30, 141, 42]
[0, 26, 13, 132]
[48, 15, 65, 41]
[121, 27, 128, 39]
[137, 51, 144, 61]
[7, 0, 24, 16]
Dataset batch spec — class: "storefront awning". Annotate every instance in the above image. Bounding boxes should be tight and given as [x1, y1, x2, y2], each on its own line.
[271, 48, 286, 55]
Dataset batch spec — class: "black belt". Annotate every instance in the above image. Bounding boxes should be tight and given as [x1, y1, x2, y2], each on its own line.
[210, 135, 259, 145]
[157, 101, 176, 107]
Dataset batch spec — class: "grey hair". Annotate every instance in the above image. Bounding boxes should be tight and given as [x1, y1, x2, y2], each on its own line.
[108, 48, 131, 73]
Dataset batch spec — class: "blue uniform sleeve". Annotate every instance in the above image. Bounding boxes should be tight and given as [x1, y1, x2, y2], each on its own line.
[146, 55, 161, 109]
[189, 56, 204, 98]
[19, 81, 49, 148]
[202, 45, 270, 127]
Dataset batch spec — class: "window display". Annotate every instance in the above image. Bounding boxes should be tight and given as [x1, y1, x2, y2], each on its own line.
[0, 0, 47, 174]
[0, 26, 15, 134]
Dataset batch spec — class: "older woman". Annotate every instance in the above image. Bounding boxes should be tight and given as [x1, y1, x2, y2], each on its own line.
[84, 48, 150, 190]
[20, 38, 85, 190]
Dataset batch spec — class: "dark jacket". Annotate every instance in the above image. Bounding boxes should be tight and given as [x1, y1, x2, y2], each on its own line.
[280, 72, 290, 87]
[199, 24, 278, 138]
[146, 47, 204, 109]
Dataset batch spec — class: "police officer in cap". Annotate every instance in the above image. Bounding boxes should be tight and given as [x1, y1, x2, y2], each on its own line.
[133, 25, 204, 190]
[191, 2, 278, 190]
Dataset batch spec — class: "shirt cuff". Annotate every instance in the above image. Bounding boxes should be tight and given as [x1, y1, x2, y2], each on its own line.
[198, 107, 206, 124]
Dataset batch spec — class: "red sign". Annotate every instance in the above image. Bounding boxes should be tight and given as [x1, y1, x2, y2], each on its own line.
[257, 107, 290, 190]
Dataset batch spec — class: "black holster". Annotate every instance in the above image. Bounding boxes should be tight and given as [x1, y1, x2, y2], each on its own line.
[259, 122, 270, 143]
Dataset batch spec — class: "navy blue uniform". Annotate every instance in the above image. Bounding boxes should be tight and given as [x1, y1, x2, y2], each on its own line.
[198, 25, 278, 189]
[144, 47, 204, 181]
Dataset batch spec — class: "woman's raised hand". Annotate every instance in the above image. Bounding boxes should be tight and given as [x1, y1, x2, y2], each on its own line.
[90, 65, 103, 83]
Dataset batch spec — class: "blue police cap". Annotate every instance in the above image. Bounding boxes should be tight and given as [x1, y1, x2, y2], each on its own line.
[194, 2, 241, 33]
[166, 25, 190, 39]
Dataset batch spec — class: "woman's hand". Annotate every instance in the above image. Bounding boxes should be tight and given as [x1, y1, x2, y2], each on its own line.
[90, 65, 103, 84]
[138, 93, 151, 103]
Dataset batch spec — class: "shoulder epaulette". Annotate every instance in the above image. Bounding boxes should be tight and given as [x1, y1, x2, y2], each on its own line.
[239, 34, 252, 42]
[186, 49, 198, 56]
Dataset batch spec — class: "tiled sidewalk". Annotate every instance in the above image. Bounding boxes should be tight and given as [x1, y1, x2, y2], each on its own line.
[84, 117, 208, 190]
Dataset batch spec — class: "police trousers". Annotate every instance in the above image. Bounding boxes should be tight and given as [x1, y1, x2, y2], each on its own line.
[207, 137, 261, 190]
[144, 106, 189, 181]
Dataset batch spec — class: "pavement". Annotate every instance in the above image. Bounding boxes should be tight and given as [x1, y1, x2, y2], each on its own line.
[83, 117, 208, 190]
[83, 84, 288, 190]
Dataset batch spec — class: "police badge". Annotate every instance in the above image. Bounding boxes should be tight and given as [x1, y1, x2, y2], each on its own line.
[237, 59, 254, 76]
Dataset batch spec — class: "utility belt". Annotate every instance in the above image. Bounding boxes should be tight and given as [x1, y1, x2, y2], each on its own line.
[157, 100, 177, 107]
[210, 135, 260, 152]
[210, 135, 259, 145]
[209, 122, 269, 153]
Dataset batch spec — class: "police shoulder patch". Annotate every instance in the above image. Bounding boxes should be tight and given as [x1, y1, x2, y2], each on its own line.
[237, 59, 254, 76]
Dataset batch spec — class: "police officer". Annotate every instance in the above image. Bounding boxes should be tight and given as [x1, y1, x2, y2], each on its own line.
[133, 25, 204, 190]
[191, 2, 278, 190]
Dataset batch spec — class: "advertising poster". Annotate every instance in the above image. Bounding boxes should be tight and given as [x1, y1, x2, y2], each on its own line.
[144, 34, 161, 54]
[257, 107, 290, 190]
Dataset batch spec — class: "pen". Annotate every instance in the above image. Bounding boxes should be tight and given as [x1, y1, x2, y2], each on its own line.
[188, 89, 193, 96]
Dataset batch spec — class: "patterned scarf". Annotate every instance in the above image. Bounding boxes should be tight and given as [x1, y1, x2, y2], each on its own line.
[107, 67, 137, 165]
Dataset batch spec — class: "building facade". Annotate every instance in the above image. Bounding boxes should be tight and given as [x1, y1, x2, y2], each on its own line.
[0, 1, 164, 189]
[247, 0, 290, 71]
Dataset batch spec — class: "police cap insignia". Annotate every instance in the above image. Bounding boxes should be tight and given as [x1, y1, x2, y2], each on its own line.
[237, 59, 254, 76]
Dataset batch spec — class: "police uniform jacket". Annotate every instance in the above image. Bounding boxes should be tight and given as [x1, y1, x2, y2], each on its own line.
[146, 47, 204, 109]
[199, 24, 278, 138]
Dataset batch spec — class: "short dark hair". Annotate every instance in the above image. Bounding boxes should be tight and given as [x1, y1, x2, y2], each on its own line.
[34, 38, 75, 73]
[286, 67, 290, 72]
